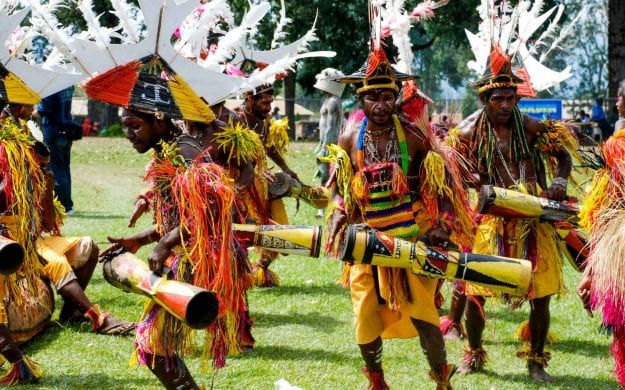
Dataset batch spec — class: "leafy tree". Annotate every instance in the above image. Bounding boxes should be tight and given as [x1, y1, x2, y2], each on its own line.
[608, 0, 625, 99]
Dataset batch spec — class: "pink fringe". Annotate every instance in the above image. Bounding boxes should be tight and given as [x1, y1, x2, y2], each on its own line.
[613, 328, 625, 386]
[439, 316, 454, 335]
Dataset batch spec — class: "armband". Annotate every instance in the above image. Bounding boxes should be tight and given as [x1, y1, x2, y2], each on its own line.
[552, 177, 567, 189]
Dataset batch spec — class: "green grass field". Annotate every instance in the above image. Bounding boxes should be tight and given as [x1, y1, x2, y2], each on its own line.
[21, 137, 615, 389]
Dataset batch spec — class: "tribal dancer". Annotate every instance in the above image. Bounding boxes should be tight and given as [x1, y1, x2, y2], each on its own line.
[452, 2, 580, 381]
[84, 64, 248, 387]
[324, 14, 474, 387]
[578, 80, 625, 387]
[49, 1, 255, 386]
[236, 85, 295, 287]
[0, 65, 133, 384]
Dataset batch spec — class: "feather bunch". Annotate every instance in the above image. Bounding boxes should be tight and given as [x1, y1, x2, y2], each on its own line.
[28, 0, 87, 73]
[110, 0, 143, 44]
[270, 0, 291, 49]
[466, 0, 578, 93]
[239, 50, 335, 95]
[175, 0, 233, 60]
[203, 1, 272, 67]
[77, 0, 122, 49]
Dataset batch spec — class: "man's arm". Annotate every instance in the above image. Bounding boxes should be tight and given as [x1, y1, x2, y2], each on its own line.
[266, 147, 299, 180]
[105, 225, 161, 256]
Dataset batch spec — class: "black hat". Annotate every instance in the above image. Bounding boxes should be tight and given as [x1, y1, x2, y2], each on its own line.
[337, 49, 418, 95]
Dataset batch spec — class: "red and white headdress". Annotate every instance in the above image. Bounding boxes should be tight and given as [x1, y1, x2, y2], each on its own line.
[466, 0, 580, 97]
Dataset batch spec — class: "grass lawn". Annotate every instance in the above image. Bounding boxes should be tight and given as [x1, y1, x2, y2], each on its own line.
[22, 137, 614, 389]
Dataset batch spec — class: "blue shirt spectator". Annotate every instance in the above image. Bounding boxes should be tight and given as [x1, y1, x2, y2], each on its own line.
[37, 86, 82, 215]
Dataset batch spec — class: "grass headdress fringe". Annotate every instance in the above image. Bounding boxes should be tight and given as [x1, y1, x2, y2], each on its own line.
[0, 119, 45, 302]
[215, 121, 266, 166]
[420, 137, 475, 250]
[587, 207, 625, 330]
[0, 355, 41, 385]
[319, 144, 354, 212]
[266, 117, 290, 156]
[171, 155, 248, 369]
[320, 144, 355, 257]
[168, 73, 216, 124]
[536, 120, 581, 178]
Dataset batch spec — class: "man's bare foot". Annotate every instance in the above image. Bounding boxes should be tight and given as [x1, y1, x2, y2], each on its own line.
[528, 361, 554, 383]
[443, 326, 463, 341]
[458, 347, 487, 375]
[457, 362, 477, 375]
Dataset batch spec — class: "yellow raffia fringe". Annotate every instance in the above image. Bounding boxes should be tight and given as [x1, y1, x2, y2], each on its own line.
[423, 151, 447, 197]
[537, 120, 581, 178]
[319, 144, 354, 213]
[4, 73, 40, 105]
[351, 172, 367, 205]
[130, 300, 194, 366]
[215, 120, 265, 166]
[514, 320, 559, 343]
[168, 74, 216, 123]
[266, 117, 290, 156]
[579, 169, 610, 231]
[0, 119, 45, 302]
[445, 127, 461, 148]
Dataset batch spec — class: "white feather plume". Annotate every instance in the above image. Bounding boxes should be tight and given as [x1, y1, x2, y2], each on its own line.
[78, 0, 122, 49]
[238, 50, 335, 95]
[175, 0, 233, 60]
[519, 44, 571, 91]
[27, 0, 84, 70]
[110, 0, 143, 43]
[410, 0, 449, 22]
[204, 1, 271, 66]
[528, 4, 563, 56]
[538, 6, 584, 63]
[270, 0, 291, 49]
[466, 0, 577, 93]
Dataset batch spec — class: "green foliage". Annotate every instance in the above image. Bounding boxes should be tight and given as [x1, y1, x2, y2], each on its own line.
[461, 93, 480, 117]
[97, 122, 124, 137]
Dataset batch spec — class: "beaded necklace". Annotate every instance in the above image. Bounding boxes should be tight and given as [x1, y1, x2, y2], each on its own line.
[357, 115, 409, 172]
[355, 115, 418, 238]
[473, 107, 530, 181]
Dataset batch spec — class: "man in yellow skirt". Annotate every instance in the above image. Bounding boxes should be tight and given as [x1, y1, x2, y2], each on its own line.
[452, 53, 576, 385]
[325, 44, 474, 388]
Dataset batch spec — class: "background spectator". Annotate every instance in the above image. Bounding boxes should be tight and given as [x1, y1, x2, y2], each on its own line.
[592, 97, 612, 139]
[36, 86, 82, 216]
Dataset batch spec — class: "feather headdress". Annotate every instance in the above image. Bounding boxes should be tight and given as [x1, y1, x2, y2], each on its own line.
[0, 6, 82, 104]
[466, 0, 578, 96]
[174, 1, 335, 100]
[31, 0, 251, 115]
[338, 0, 448, 98]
